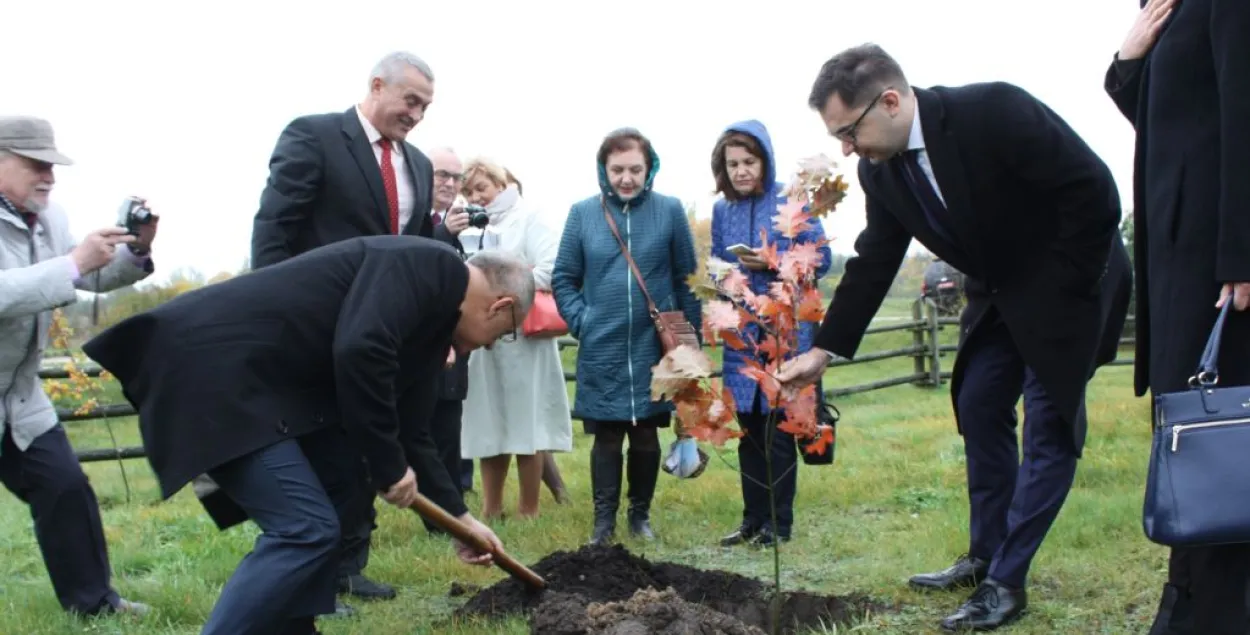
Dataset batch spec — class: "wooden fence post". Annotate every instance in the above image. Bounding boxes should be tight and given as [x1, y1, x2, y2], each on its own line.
[925, 298, 943, 387]
[911, 298, 927, 386]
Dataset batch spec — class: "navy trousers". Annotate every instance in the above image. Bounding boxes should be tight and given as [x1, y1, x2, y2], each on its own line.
[957, 311, 1078, 589]
[200, 428, 360, 635]
[737, 410, 798, 537]
[0, 425, 121, 615]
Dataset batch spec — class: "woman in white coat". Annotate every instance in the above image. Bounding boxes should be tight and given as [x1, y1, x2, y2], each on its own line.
[458, 157, 573, 520]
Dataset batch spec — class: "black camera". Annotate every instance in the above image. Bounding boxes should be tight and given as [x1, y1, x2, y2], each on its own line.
[116, 196, 156, 236]
[465, 204, 489, 230]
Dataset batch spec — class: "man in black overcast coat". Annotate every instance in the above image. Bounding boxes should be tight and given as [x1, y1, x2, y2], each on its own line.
[777, 44, 1131, 632]
[83, 237, 535, 635]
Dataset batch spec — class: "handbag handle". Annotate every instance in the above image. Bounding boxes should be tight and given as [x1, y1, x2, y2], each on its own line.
[1191, 300, 1232, 387]
[601, 196, 661, 318]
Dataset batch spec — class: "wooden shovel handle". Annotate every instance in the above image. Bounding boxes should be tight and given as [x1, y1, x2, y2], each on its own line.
[408, 492, 547, 589]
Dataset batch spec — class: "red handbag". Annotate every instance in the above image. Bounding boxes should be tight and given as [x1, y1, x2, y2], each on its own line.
[522, 290, 569, 338]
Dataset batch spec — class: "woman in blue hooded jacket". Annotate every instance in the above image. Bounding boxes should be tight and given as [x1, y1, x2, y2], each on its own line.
[552, 128, 701, 546]
[710, 120, 832, 546]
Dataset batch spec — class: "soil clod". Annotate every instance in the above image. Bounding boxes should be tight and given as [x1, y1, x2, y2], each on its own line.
[453, 544, 890, 634]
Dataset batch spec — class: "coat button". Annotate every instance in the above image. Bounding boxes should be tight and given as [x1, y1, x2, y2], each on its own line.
[278, 420, 290, 434]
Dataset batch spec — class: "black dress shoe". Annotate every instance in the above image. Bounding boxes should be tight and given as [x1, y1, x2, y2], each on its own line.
[939, 578, 1027, 632]
[909, 554, 990, 591]
[337, 574, 396, 600]
[751, 526, 791, 547]
[720, 524, 759, 546]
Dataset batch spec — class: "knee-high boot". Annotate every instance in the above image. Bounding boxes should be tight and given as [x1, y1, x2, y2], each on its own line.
[589, 444, 622, 546]
[626, 448, 660, 540]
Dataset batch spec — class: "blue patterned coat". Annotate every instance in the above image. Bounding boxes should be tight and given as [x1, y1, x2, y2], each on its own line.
[552, 145, 702, 424]
[710, 120, 832, 413]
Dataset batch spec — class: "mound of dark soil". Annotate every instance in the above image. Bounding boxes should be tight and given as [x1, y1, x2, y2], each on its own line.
[453, 544, 890, 635]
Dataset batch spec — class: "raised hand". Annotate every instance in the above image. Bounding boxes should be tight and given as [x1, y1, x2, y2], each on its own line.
[1119, 0, 1175, 60]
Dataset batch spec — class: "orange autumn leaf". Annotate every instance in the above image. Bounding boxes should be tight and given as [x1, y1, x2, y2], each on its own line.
[780, 384, 819, 437]
[705, 299, 741, 332]
[721, 330, 751, 351]
[777, 241, 825, 285]
[802, 424, 836, 457]
[772, 197, 811, 239]
[797, 286, 826, 322]
[650, 345, 715, 401]
[757, 333, 792, 363]
[756, 240, 781, 272]
[810, 174, 849, 219]
[740, 362, 782, 408]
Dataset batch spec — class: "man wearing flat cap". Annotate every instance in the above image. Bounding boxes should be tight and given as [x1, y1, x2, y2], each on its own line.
[0, 115, 158, 616]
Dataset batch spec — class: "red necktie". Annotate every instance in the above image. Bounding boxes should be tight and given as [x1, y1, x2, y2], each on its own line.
[378, 139, 400, 233]
[433, 210, 443, 225]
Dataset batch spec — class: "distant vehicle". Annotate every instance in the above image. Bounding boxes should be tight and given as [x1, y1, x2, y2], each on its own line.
[921, 259, 966, 317]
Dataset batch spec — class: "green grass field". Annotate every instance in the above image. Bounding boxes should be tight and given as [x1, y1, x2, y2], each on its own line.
[0, 297, 1166, 633]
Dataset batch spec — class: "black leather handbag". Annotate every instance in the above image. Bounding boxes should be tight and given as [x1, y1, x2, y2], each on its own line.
[1143, 301, 1250, 546]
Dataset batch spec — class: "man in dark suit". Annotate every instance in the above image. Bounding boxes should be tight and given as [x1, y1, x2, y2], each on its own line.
[81, 237, 534, 635]
[249, 51, 437, 603]
[776, 44, 1132, 631]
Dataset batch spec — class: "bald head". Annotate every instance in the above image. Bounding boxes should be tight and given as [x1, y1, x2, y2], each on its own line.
[429, 146, 463, 211]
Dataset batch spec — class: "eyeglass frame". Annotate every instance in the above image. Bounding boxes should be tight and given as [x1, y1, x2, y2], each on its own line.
[832, 88, 889, 145]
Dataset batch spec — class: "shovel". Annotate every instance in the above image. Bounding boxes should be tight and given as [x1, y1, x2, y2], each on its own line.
[408, 492, 547, 590]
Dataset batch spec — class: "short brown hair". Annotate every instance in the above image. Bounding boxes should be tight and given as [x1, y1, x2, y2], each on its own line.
[597, 127, 655, 171]
[711, 131, 768, 201]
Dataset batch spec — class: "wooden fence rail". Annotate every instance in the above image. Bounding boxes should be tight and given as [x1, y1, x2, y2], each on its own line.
[42, 298, 1137, 464]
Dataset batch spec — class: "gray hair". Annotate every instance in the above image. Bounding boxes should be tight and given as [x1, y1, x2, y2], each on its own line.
[466, 249, 536, 316]
[369, 51, 434, 87]
[808, 43, 911, 111]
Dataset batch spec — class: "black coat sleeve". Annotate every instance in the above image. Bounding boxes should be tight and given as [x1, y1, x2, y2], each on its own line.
[432, 222, 465, 254]
[983, 82, 1120, 282]
[251, 116, 322, 269]
[1104, 53, 1146, 126]
[813, 179, 912, 358]
[1212, 0, 1250, 282]
[331, 250, 443, 491]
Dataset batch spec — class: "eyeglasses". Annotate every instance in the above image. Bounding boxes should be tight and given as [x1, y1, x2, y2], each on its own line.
[434, 170, 463, 183]
[833, 89, 887, 144]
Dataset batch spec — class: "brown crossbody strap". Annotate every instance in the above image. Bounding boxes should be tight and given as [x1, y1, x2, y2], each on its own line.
[601, 195, 660, 316]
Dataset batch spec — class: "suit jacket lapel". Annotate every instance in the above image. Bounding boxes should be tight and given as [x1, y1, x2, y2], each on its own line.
[913, 88, 985, 274]
[339, 108, 390, 229]
[866, 164, 971, 271]
[400, 143, 427, 236]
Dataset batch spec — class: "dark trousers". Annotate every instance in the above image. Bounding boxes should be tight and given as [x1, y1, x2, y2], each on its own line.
[200, 428, 358, 635]
[422, 399, 464, 534]
[957, 312, 1078, 589]
[461, 459, 474, 491]
[335, 457, 376, 580]
[0, 424, 120, 615]
[737, 410, 798, 537]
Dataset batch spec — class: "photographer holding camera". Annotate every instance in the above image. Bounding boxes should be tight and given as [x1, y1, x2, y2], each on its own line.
[0, 115, 157, 618]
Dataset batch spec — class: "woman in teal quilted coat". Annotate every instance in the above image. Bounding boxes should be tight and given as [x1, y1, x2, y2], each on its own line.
[551, 128, 702, 546]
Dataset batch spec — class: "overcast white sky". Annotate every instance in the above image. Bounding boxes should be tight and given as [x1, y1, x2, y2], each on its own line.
[6, 0, 1141, 284]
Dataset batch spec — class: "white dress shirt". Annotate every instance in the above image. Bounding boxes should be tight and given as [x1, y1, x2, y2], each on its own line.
[355, 106, 416, 231]
[905, 103, 946, 207]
